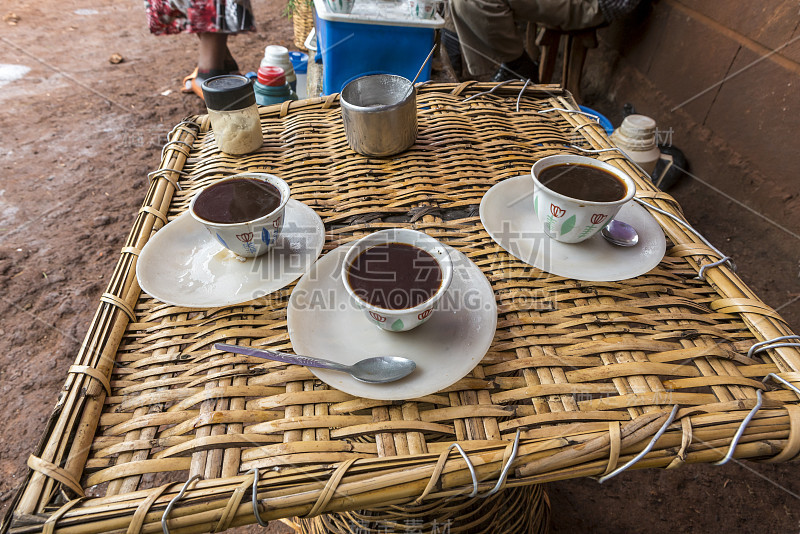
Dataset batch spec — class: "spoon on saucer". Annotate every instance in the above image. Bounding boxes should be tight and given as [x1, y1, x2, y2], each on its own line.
[601, 219, 639, 247]
[215, 343, 416, 383]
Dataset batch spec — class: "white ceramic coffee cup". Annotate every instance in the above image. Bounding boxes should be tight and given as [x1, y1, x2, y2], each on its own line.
[189, 173, 290, 258]
[531, 155, 636, 244]
[341, 228, 453, 332]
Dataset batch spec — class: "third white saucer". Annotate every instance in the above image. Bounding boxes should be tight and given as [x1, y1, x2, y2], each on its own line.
[479, 175, 667, 281]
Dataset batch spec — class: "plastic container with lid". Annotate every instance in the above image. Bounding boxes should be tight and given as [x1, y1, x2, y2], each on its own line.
[288, 51, 309, 99]
[260, 45, 297, 91]
[611, 114, 661, 175]
[254, 66, 298, 106]
[201, 75, 263, 155]
[313, 0, 444, 95]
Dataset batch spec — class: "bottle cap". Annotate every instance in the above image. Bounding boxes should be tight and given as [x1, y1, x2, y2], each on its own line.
[257, 66, 286, 87]
[201, 75, 256, 111]
[264, 45, 290, 62]
[288, 51, 309, 75]
[612, 114, 657, 150]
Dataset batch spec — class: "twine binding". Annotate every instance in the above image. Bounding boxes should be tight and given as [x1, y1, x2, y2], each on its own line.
[68, 365, 112, 396]
[100, 292, 137, 322]
[27, 455, 84, 497]
[128, 484, 171, 534]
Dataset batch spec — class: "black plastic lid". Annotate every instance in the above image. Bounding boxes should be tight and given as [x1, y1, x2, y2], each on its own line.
[201, 75, 257, 111]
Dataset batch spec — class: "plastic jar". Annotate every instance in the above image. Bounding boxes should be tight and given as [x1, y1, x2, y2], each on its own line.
[611, 114, 661, 175]
[288, 51, 309, 99]
[260, 45, 297, 92]
[254, 66, 298, 106]
[201, 75, 263, 155]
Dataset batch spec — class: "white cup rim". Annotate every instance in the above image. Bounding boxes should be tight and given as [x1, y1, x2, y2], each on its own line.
[531, 155, 636, 207]
[189, 173, 290, 227]
[341, 228, 453, 315]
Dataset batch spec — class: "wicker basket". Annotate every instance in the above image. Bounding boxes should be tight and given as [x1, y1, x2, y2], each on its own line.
[297, 486, 550, 534]
[292, 0, 315, 51]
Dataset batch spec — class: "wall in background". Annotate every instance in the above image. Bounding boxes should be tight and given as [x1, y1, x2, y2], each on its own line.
[584, 0, 800, 230]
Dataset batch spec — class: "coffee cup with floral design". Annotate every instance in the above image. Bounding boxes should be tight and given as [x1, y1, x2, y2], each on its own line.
[531, 155, 636, 244]
[189, 173, 290, 258]
[341, 228, 453, 332]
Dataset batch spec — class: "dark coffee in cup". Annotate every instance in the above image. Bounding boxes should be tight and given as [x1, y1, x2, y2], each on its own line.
[538, 163, 627, 203]
[193, 177, 282, 224]
[346, 242, 442, 310]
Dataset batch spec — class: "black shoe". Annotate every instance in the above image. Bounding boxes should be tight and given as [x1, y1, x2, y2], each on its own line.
[491, 52, 539, 83]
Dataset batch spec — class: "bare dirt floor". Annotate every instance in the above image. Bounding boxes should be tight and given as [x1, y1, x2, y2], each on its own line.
[1, 0, 799, 533]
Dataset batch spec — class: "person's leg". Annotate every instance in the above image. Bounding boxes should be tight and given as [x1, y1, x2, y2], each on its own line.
[508, 0, 605, 31]
[197, 31, 228, 73]
[451, 0, 524, 76]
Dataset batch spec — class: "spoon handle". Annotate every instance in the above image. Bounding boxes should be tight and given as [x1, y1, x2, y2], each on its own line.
[215, 343, 350, 372]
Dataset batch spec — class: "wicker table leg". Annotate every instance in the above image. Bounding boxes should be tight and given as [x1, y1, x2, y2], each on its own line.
[296, 485, 550, 533]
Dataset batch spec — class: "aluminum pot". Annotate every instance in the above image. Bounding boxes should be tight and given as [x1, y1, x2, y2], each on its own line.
[340, 74, 417, 157]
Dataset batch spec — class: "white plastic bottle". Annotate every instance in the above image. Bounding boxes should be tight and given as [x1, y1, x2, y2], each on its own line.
[611, 114, 661, 176]
[260, 45, 297, 92]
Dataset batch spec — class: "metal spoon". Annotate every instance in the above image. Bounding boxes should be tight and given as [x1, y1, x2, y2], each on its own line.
[401, 43, 437, 101]
[601, 219, 639, 247]
[215, 343, 416, 383]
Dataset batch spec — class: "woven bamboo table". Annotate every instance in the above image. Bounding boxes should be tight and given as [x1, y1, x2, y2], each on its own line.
[5, 82, 800, 534]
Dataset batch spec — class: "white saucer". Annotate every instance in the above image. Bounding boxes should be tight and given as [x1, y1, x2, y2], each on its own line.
[480, 175, 666, 281]
[137, 199, 325, 308]
[287, 244, 497, 400]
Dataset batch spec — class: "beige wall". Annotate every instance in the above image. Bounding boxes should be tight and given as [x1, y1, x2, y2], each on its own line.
[585, 0, 800, 228]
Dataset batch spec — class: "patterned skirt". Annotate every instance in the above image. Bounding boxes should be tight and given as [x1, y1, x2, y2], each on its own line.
[146, 0, 255, 35]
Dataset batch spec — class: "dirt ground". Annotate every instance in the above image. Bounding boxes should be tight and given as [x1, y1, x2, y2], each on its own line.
[0, 0, 798, 532]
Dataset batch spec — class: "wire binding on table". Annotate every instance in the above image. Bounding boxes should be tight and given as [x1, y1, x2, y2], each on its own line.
[463, 79, 516, 102]
[748, 336, 800, 359]
[416, 443, 480, 503]
[515, 79, 532, 112]
[480, 429, 521, 497]
[161, 475, 201, 534]
[713, 389, 763, 466]
[147, 169, 186, 191]
[248, 468, 270, 527]
[764, 373, 800, 397]
[168, 119, 200, 138]
[697, 256, 734, 281]
[538, 107, 601, 122]
[160, 140, 194, 160]
[597, 405, 679, 483]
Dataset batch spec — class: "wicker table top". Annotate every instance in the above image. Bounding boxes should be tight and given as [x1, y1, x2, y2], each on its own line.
[6, 82, 800, 534]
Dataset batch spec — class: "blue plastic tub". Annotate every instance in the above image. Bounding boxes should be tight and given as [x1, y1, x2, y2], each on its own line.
[313, 0, 444, 95]
[578, 105, 614, 135]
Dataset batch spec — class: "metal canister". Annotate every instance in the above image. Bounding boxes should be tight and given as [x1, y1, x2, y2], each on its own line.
[340, 74, 417, 157]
